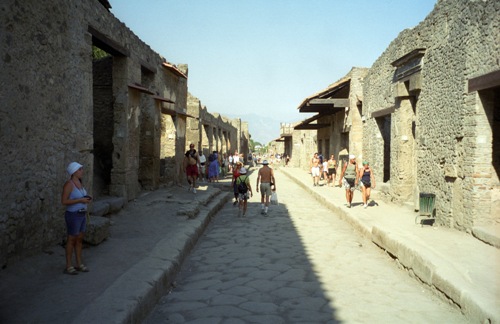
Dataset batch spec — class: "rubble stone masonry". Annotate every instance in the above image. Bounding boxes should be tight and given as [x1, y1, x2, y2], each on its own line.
[362, 0, 499, 230]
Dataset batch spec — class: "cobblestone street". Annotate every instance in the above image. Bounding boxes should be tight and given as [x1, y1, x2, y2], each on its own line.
[145, 170, 468, 323]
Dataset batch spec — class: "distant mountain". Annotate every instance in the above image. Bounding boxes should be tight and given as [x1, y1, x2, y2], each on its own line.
[225, 113, 283, 145]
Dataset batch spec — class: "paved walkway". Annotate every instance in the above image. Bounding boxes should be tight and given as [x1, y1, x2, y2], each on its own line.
[0, 166, 498, 323]
[279, 166, 500, 323]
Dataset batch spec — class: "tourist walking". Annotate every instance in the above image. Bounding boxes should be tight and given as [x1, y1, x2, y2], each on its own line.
[256, 160, 276, 216]
[183, 144, 201, 193]
[208, 151, 219, 182]
[228, 153, 233, 173]
[310, 153, 320, 186]
[322, 158, 329, 186]
[327, 154, 337, 187]
[231, 162, 243, 205]
[199, 151, 207, 183]
[339, 154, 358, 208]
[236, 167, 252, 217]
[61, 162, 92, 275]
[232, 151, 240, 166]
[357, 161, 376, 209]
[221, 153, 228, 178]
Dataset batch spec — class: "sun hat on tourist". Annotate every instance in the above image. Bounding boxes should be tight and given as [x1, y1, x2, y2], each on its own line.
[67, 162, 83, 176]
[240, 167, 247, 174]
[349, 154, 356, 160]
[262, 160, 269, 165]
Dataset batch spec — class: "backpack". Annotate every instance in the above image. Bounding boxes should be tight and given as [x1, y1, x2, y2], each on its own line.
[237, 176, 248, 194]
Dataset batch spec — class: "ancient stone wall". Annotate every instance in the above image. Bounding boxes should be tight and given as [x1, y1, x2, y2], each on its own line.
[362, 0, 500, 230]
[0, 0, 188, 266]
[186, 93, 247, 160]
[290, 128, 317, 171]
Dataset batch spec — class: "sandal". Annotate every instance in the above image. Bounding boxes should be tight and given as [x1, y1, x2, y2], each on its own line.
[76, 264, 89, 272]
[63, 266, 78, 275]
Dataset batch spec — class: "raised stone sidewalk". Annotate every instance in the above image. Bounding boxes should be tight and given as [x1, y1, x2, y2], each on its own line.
[279, 166, 500, 324]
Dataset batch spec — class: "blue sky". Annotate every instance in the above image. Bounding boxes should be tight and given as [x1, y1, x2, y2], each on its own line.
[110, 0, 436, 142]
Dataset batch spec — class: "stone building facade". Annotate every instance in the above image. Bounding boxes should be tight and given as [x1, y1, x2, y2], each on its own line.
[294, 67, 368, 170]
[186, 93, 249, 160]
[362, 0, 499, 231]
[275, 122, 316, 171]
[284, 0, 499, 233]
[0, 0, 249, 267]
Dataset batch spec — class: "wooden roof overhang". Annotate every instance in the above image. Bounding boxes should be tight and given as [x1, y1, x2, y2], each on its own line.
[162, 62, 187, 79]
[294, 113, 331, 130]
[297, 78, 351, 114]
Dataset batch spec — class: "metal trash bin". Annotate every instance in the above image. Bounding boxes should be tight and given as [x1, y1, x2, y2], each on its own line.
[416, 193, 435, 226]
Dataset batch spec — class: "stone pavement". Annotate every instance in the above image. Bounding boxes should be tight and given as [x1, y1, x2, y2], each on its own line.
[0, 179, 234, 324]
[279, 166, 500, 324]
[145, 169, 469, 323]
[0, 166, 498, 323]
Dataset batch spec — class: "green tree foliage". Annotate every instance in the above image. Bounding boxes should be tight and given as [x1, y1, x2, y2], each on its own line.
[92, 46, 110, 60]
[249, 139, 263, 153]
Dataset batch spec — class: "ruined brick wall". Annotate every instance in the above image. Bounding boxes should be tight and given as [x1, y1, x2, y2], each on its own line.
[363, 0, 500, 230]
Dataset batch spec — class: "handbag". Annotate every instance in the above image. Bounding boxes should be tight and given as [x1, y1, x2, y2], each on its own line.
[270, 191, 279, 205]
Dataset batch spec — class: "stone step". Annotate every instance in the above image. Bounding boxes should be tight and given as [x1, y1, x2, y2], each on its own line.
[84, 187, 226, 245]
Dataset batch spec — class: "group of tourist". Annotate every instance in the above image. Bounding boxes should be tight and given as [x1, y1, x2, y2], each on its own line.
[311, 153, 376, 209]
[182, 143, 276, 218]
[183, 146, 245, 188]
[231, 159, 276, 217]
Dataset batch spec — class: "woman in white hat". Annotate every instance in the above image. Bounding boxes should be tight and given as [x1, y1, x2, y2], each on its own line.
[61, 162, 92, 275]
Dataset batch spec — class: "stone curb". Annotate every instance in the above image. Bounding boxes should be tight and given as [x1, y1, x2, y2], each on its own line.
[72, 191, 232, 324]
[279, 168, 499, 324]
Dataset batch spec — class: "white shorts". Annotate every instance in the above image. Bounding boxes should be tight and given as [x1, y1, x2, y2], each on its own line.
[311, 167, 320, 177]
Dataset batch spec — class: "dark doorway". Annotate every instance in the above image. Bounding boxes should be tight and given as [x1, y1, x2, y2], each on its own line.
[92, 46, 114, 198]
[376, 115, 392, 183]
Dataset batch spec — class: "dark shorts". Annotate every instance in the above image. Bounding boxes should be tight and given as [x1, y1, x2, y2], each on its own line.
[65, 210, 87, 236]
[328, 168, 336, 175]
[361, 180, 371, 188]
[186, 164, 199, 177]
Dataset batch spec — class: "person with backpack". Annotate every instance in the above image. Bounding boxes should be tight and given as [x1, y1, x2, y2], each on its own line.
[235, 167, 252, 217]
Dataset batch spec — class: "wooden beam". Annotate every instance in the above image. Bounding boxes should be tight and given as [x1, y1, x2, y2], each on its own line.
[309, 98, 350, 107]
[140, 59, 157, 74]
[294, 123, 330, 130]
[88, 26, 129, 57]
[128, 83, 154, 95]
[468, 69, 500, 92]
[299, 105, 345, 113]
[371, 106, 395, 118]
[152, 95, 174, 103]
